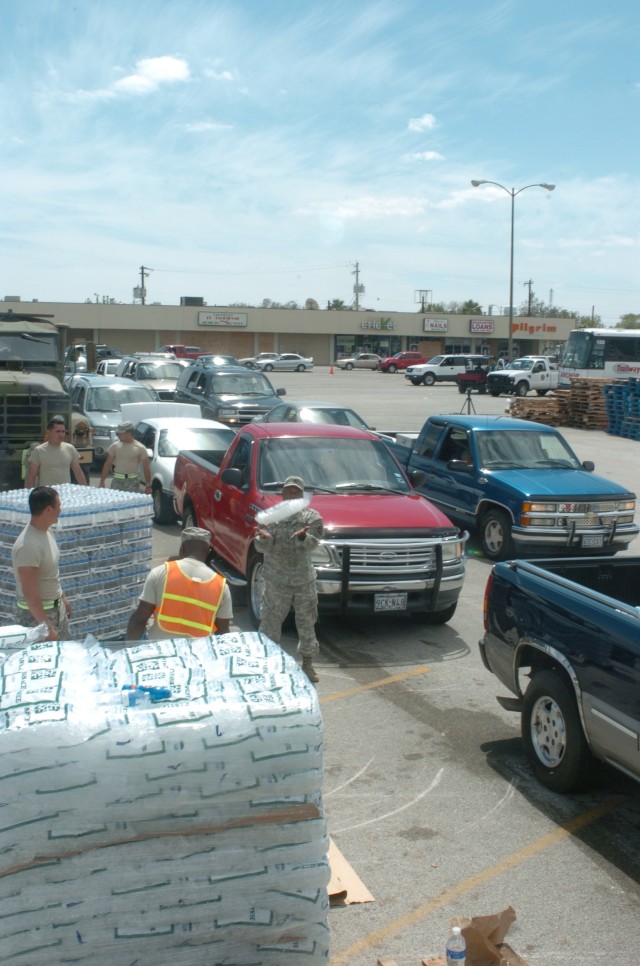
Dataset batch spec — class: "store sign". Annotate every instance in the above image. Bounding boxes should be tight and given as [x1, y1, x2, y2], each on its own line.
[470, 319, 494, 334]
[423, 318, 448, 333]
[198, 311, 248, 327]
[361, 318, 395, 330]
[513, 321, 558, 334]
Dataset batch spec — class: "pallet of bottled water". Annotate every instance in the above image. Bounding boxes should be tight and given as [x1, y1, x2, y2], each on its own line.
[0, 484, 152, 641]
[0, 631, 329, 964]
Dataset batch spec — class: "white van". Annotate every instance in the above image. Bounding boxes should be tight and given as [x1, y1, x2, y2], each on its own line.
[405, 354, 487, 386]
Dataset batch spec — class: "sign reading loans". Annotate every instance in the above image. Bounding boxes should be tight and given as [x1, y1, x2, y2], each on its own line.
[198, 311, 248, 327]
[423, 318, 448, 333]
[470, 319, 494, 334]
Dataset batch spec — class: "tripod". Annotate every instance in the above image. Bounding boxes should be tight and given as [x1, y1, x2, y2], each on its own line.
[459, 387, 476, 414]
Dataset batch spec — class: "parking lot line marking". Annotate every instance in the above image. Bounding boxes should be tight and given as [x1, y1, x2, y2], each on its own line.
[328, 795, 626, 965]
[319, 666, 432, 706]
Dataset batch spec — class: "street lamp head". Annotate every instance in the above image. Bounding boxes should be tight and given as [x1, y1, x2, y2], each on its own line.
[540, 183, 555, 191]
[470, 180, 486, 187]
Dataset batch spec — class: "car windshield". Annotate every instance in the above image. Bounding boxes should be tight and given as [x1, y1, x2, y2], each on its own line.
[258, 437, 410, 492]
[87, 386, 154, 411]
[138, 362, 185, 379]
[506, 359, 534, 371]
[158, 426, 236, 458]
[294, 407, 369, 429]
[476, 430, 582, 470]
[211, 373, 274, 396]
[427, 355, 444, 364]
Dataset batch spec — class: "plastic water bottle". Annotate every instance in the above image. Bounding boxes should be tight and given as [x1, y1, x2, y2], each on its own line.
[445, 925, 466, 964]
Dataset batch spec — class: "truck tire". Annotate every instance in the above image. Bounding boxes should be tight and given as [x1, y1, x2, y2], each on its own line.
[414, 602, 457, 625]
[152, 484, 176, 525]
[422, 372, 436, 386]
[386, 364, 397, 373]
[458, 383, 467, 394]
[489, 390, 501, 397]
[182, 503, 198, 530]
[409, 377, 422, 386]
[522, 670, 595, 793]
[515, 381, 529, 397]
[536, 389, 549, 396]
[247, 552, 264, 627]
[480, 508, 514, 560]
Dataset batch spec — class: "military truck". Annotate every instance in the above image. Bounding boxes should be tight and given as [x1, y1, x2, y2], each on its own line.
[0, 310, 93, 490]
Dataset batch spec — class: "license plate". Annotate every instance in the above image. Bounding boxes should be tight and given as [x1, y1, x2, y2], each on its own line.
[582, 535, 604, 548]
[374, 592, 408, 612]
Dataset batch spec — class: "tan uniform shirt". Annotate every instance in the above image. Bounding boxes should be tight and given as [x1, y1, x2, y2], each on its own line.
[28, 442, 80, 485]
[107, 439, 148, 475]
[12, 524, 62, 604]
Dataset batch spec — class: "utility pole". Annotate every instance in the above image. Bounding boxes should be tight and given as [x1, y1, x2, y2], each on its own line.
[523, 278, 534, 315]
[352, 261, 364, 311]
[140, 266, 151, 305]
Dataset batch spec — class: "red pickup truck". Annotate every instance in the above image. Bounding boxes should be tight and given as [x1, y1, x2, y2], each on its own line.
[159, 344, 201, 359]
[173, 422, 468, 626]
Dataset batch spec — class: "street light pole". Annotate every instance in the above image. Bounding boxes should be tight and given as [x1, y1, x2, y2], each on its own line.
[471, 180, 555, 361]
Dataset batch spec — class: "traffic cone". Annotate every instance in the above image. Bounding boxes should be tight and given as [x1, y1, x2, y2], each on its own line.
[329, 364, 334, 375]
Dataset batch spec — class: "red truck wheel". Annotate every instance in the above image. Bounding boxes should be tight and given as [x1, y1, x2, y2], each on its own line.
[522, 670, 595, 792]
[247, 552, 264, 627]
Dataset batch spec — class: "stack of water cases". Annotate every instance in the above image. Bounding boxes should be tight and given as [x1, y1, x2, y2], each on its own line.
[0, 632, 329, 964]
[0, 484, 152, 640]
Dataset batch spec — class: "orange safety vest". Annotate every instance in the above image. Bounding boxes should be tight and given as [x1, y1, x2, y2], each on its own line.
[156, 560, 226, 637]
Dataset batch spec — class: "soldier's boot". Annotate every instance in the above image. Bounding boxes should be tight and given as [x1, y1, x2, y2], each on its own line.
[302, 657, 319, 683]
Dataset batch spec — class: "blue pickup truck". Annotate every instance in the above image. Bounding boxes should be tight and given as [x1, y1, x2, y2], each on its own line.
[480, 556, 640, 792]
[390, 415, 638, 560]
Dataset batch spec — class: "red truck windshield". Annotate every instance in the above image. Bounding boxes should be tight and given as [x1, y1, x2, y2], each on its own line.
[258, 436, 410, 492]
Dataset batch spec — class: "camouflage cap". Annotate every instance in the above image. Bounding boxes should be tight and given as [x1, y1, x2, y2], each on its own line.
[180, 526, 211, 546]
[282, 475, 304, 492]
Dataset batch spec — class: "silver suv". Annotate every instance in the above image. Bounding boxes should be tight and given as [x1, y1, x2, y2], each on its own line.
[405, 354, 488, 386]
[114, 355, 188, 400]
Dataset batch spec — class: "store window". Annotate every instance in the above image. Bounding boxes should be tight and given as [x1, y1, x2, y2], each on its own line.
[334, 335, 402, 358]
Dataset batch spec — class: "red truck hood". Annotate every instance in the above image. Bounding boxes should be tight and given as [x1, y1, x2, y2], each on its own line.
[255, 490, 458, 534]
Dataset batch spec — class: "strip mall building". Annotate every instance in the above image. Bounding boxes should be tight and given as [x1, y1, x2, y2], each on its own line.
[5, 297, 573, 363]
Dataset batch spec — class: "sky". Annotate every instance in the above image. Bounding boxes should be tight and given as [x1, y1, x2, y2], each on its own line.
[1, 0, 639, 326]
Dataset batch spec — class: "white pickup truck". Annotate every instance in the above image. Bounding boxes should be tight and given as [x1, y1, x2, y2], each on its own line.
[486, 356, 559, 397]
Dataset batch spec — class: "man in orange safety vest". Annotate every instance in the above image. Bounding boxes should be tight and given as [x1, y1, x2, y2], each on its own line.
[126, 527, 232, 641]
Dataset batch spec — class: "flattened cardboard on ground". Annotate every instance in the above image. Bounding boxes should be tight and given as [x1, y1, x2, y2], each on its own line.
[376, 906, 529, 966]
[328, 837, 375, 906]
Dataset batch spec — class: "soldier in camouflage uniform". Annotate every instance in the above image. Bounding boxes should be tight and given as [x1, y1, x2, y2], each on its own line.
[254, 475, 323, 683]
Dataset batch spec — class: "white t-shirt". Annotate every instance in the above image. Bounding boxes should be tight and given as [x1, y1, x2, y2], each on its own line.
[139, 557, 233, 640]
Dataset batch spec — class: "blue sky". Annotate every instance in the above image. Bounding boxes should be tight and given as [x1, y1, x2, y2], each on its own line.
[1, 0, 638, 324]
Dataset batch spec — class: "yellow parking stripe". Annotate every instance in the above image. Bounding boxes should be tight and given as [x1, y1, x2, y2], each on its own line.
[319, 666, 432, 706]
[328, 795, 626, 965]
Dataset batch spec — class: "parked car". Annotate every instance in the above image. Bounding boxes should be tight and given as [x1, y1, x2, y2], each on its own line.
[377, 351, 426, 373]
[388, 414, 638, 560]
[175, 363, 286, 426]
[252, 399, 373, 430]
[130, 415, 236, 523]
[66, 374, 156, 462]
[114, 355, 188, 400]
[239, 352, 280, 369]
[334, 352, 382, 371]
[95, 358, 122, 376]
[159, 344, 201, 359]
[64, 343, 123, 373]
[195, 353, 241, 367]
[252, 353, 314, 372]
[405, 354, 488, 386]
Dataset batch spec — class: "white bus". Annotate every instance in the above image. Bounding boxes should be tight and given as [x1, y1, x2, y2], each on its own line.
[559, 328, 640, 387]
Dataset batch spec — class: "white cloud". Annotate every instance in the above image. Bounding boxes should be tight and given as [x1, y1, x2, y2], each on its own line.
[407, 150, 444, 161]
[183, 121, 234, 133]
[297, 196, 426, 219]
[408, 113, 436, 132]
[204, 68, 237, 81]
[113, 56, 190, 95]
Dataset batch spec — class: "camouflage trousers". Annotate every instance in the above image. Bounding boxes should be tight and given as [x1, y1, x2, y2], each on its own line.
[16, 601, 71, 641]
[110, 477, 141, 492]
[258, 580, 319, 658]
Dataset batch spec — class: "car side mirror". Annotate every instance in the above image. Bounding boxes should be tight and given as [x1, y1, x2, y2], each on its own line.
[277, 387, 286, 396]
[410, 469, 426, 488]
[447, 459, 474, 473]
[221, 467, 243, 487]
[582, 460, 595, 472]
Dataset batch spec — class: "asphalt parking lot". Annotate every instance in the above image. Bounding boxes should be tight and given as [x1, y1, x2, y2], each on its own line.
[149, 369, 640, 966]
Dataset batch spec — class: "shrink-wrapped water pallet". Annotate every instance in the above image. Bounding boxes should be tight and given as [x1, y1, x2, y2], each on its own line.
[0, 484, 153, 640]
[0, 632, 329, 964]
